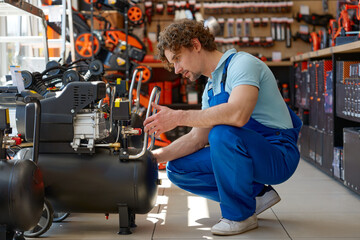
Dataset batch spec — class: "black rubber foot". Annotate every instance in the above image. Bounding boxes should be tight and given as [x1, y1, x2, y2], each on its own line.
[118, 228, 132, 235]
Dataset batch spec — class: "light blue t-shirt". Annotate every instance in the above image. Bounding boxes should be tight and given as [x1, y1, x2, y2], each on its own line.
[201, 49, 293, 129]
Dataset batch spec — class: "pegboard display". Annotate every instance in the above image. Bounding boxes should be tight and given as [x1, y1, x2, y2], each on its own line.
[142, 0, 338, 61]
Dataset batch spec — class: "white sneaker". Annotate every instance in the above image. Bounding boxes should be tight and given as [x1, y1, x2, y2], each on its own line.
[211, 214, 258, 236]
[255, 185, 281, 215]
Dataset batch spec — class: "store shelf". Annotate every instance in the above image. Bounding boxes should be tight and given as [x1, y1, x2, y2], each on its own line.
[0, 36, 43, 43]
[0, 0, 48, 62]
[266, 61, 292, 67]
[332, 40, 360, 54]
[0, 0, 49, 79]
[143, 61, 292, 68]
[141, 62, 164, 68]
[0, 37, 70, 51]
[48, 39, 72, 49]
[291, 40, 360, 62]
[0, 0, 46, 19]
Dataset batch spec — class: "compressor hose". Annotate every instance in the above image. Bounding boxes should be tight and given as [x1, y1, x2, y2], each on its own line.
[30, 72, 48, 96]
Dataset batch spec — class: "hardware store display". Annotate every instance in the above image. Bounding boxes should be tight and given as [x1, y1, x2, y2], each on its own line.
[293, 26, 360, 196]
[1, 0, 360, 239]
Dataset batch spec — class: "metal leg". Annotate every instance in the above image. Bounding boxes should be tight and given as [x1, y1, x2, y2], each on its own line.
[117, 204, 132, 235]
[0, 225, 14, 240]
[130, 213, 137, 228]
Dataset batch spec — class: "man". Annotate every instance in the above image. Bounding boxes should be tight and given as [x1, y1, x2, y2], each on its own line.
[144, 19, 302, 236]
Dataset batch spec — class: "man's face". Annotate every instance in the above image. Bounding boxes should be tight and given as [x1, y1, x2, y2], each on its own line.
[164, 47, 202, 82]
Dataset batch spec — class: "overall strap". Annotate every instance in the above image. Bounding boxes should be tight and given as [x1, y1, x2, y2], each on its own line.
[208, 52, 236, 98]
[221, 53, 236, 84]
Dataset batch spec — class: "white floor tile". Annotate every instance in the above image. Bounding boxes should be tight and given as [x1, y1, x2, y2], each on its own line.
[153, 211, 289, 239]
[276, 212, 360, 238]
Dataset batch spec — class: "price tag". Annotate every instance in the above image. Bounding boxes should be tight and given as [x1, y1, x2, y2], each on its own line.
[299, 5, 310, 15]
[272, 52, 282, 62]
[48, 6, 62, 23]
[10, 66, 25, 92]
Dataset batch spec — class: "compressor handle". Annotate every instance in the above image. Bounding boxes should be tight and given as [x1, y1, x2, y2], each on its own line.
[15, 92, 42, 164]
[128, 68, 139, 110]
[135, 70, 144, 114]
[128, 68, 144, 113]
[23, 96, 41, 164]
[147, 88, 161, 151]
[128, 86, 160, 159]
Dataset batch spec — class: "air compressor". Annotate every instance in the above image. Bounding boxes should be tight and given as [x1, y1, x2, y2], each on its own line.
[0, 90, 45, 240]
[0, 65, 161, 238]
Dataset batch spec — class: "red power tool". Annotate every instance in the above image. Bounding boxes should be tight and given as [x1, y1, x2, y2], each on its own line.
[331, 1, 360, 46]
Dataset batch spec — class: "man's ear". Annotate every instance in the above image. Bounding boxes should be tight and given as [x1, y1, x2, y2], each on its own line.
[191, 38, 201, 52]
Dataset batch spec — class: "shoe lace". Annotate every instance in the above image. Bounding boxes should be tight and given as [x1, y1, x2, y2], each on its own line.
[219, 218, 233, 225]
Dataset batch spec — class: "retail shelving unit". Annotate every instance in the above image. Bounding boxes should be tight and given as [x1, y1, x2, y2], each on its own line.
[0, 0, 49, 79]
[145, 61, 293, 69]
[291, 41, 360, 62]
[292, 40, 360, 195]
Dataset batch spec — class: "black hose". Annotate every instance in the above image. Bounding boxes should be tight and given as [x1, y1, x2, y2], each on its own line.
[42, 74, 63, 82]
[41, 66, 67, 76]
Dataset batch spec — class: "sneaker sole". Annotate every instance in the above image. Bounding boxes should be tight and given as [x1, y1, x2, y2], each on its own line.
[211, 222, 258, 236]
[256, 191, 281, 215]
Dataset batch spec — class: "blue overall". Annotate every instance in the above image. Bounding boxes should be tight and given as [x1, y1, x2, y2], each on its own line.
[167, 54, 302, 221]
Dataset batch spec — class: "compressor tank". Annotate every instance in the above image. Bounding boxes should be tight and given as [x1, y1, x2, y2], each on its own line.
[28, 148, 158, 214]
[0, 159, 44, 231]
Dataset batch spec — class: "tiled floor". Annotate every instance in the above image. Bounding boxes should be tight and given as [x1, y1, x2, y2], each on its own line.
[38, 159, 360, 240]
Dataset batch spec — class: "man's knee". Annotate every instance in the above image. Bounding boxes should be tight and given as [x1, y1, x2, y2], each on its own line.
[209, 125, 240, 146]
[166, 160, 186, 186]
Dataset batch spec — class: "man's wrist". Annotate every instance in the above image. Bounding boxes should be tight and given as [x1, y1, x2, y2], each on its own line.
[151, 148, 164, 162]
[176, 109, 185, 127]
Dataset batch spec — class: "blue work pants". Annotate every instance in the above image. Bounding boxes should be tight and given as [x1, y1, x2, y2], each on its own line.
[167, 124, 299, 221]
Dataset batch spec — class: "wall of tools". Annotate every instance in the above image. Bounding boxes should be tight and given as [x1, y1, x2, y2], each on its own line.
[143, 0, 339, 61]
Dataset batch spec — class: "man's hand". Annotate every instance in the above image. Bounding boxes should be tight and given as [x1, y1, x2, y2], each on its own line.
[144, 103, 180, 137]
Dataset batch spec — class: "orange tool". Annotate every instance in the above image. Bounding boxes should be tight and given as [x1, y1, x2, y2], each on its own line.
[309, 32, 320, 51]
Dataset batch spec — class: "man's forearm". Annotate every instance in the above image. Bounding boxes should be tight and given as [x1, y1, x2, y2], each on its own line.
[152, 128, 210, 163]
[177, 103, 247, 128]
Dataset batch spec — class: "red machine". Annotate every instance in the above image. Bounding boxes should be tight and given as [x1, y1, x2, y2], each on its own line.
[330, 1, 360, 46]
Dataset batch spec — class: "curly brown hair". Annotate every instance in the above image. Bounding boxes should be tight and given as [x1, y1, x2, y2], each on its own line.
[157, 19, 217, 70]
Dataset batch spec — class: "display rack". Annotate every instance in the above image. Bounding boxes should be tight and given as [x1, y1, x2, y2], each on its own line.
[292, 40, 360, 195]
[144, 61, 292, 69]
[291, 41, 360, 62]
[0, 0, 49, 62]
